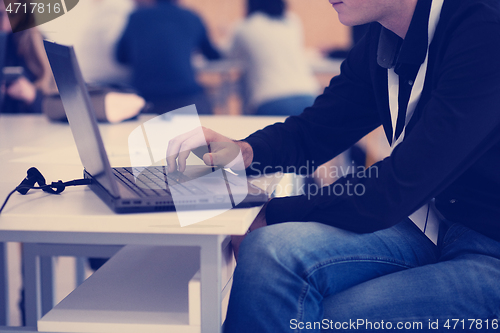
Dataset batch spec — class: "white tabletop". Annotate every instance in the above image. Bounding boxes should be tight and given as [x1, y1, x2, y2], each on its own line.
[0, 114, 285, 244]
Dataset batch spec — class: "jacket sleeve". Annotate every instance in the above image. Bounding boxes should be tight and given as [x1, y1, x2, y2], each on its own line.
[263, 20, 500, 233]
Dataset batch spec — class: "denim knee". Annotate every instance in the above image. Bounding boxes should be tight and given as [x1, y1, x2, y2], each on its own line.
[236, 222, 316, 279]
[238, 224, 286, 265]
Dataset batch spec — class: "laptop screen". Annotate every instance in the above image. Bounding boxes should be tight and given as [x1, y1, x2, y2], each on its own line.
[44, 40, 120, 198]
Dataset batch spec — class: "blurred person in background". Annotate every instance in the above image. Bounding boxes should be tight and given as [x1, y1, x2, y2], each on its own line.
[116, 0, 222, 114]
[0, 0, 56, 114]
[229, 0, 319, 116]
[38, 0, 144, 123]
[39, 0, 134, 86]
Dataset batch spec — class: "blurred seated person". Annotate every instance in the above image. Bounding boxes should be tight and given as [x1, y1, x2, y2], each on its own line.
[31, 0, 145, 124]
[229, 0, 319, 116]
[0, 1, 56, 114]
[39, 0, 134, 86]
[116, 0, 222, 114]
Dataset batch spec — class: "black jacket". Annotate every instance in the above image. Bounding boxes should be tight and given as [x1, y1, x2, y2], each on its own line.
[244, 0, 500, 242]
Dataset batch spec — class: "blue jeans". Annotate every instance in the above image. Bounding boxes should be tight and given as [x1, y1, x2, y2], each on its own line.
[224, 219, 500, 332]
[255, 95, 316, 116]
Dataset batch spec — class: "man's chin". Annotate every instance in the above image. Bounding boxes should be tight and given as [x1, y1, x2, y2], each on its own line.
[336, 14, 368, 28]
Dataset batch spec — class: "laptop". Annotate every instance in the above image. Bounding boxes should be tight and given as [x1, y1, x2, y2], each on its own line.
[43, 40, 268, 215]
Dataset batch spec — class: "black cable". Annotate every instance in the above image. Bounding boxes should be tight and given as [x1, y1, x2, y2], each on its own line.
[0, 189, 18, 215]
[0, 179, 92, 214]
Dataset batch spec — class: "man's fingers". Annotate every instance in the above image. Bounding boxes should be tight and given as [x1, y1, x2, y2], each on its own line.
[165, 126, 238, 172]
[202, 150, 235, 167]
[201, 142, 241, 167]
[192, 145, 210, 160]
[166, 129, 204, 172]
[166, 139, 181, 172]
[203, 152, 215, 167]
[177, 150, 191, 173]
[177, 136, 208, 171]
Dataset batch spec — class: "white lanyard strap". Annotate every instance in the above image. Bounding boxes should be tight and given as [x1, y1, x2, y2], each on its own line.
[387, 0, 444, 245]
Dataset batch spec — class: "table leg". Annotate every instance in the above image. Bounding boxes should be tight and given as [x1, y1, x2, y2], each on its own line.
[200, 235, 223, 333]
[75, 257, 86, 287]
[0, 242, 7, 326]
[21, 243, 122, 327]
[22, 243, 40, 327]
[40, 256, 54, 318]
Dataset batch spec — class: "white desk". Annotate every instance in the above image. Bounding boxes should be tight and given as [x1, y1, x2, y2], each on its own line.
[0, 114, 286, 332]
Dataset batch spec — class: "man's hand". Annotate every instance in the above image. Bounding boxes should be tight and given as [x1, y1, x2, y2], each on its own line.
[166, 126, 254, 173]
[231, 201, 269, 261]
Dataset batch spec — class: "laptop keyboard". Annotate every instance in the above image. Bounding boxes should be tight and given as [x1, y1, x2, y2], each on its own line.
[113, 166, 208, 197]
